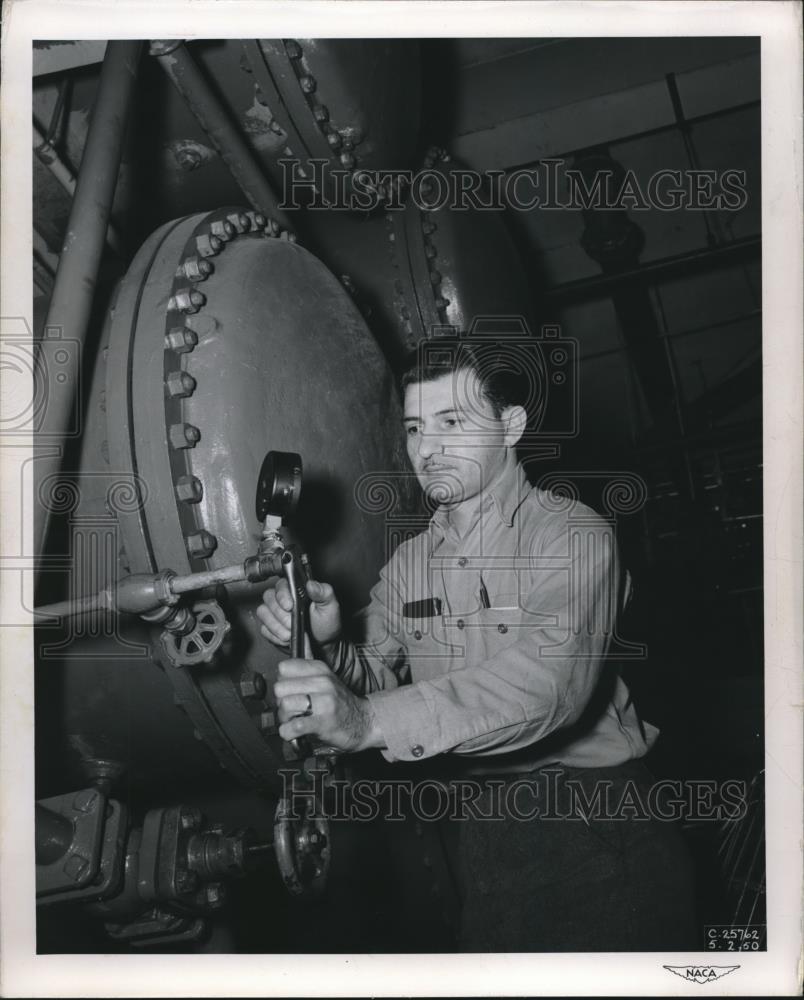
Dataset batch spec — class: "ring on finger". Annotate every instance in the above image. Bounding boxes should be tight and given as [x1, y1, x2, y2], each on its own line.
[301, 693, 313, 717]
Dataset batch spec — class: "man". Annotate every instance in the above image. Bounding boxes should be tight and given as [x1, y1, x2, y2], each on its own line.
[258, 338, 696, 951]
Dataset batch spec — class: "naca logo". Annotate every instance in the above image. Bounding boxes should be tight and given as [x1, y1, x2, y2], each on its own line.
[664, 965, 740, 985]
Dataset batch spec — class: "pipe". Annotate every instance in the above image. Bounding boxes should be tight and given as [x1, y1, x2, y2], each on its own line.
[33, 122, 122, 253]
[150, 41, 290, 230]
[35, 41, 142, 565]
[542, 237, 760, 305]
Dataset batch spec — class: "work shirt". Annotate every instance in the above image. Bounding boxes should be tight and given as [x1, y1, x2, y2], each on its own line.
[332, 458, 657, 770]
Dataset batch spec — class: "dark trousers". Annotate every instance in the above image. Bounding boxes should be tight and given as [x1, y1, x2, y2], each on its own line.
[449, 759, 697, 952]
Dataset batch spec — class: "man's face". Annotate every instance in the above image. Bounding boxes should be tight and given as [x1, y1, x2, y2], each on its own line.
[403, 369, 512, 508]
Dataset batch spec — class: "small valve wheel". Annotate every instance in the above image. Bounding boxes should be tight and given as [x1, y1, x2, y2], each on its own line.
[160, 600, 231, 667]
[273, 793, 330, 896]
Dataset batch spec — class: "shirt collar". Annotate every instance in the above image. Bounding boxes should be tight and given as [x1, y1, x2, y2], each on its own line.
[429, 457, 531, 537]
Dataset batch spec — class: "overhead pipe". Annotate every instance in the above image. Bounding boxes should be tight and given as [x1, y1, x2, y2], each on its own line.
[150, 40, 291, 230]
[32, 122, 122, 253]
[35, 41, 142, 564]
[543, 236, 760, 305]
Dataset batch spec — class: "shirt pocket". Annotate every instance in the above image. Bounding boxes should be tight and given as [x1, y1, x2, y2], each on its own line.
[444, 593, 523, 668]
[401, 611, 459, 681]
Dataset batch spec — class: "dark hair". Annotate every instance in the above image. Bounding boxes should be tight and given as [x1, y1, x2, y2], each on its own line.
[400, 336, 532, 418]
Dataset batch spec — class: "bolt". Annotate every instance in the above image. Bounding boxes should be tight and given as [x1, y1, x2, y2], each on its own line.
[270, 120, 284, 135]
[429, 270, 442, 285]
[435, 296, 451, 310]
[99, 389, 106, 412]
[226, 212, 251, 234]
[186, 530, 217, 559]
[239, 672, 267, 699]
[248, 211, 267, 229]
[267, 218, 280, 236]
[180, 806, 203, 831]
[195, 234, 223, 258]
[169, 288, 206, 314]
[175, 475, 203, 504]
[72, 789, 98, 813]
[299, 75, 316, 94]
[313, 105, 329, 124]
[326, 131, 342, 151]
[178, 257, 213, 282]
[209, 219, 236, 242]
[340, 152, 355, 169]
[169, 422, 201, 449]
[165, 327, 198, 353]
[285, 39, 302, 59]
[422, 221, 437, 235]
[424, 244, 437, 259]
[166, 371, 197, 398]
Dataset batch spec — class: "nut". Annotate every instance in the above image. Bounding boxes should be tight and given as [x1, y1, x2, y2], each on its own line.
[175, 475, 203, 503]
[314, 105, 329, 124]
[239, 672, 267, 700]
[186, 530, 217, 559]
[285, 40, 302, 59]
[299, 75, 316, 94]
[258, 710, 276, 733]
[209, 219, 235, 242]
[169, 422, 201, 449]
[178, 257, 213, 282]
[195, 234, 223, 258]
[165, 327, 198, 353]
[166, 371, 197, 398]
[169, 288, 206, 314]
[226, 212, 251, 234]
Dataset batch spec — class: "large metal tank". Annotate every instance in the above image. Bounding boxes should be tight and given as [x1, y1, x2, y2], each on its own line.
[37, 207, 410, 793]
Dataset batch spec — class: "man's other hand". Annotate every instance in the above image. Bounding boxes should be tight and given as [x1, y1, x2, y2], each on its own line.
[257, 578, 342, 648]
[273, 659, 382, 752]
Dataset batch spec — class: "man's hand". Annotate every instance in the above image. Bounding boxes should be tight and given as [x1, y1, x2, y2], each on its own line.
[273, 659, 384, 752]
[257, 578, 341, 650]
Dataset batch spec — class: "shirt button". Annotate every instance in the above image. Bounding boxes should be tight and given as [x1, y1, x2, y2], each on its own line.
[498, 623, 508, 634]
[411, 745, 424, 758]
[414, 630, 422, 640]
[456, 619, 465, 630]
[457, 557, 467, 567]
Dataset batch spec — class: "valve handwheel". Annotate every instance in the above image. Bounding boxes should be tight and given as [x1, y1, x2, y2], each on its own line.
[160, 599, 232, 667]
[273, 793, 330, 896]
